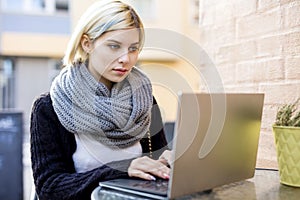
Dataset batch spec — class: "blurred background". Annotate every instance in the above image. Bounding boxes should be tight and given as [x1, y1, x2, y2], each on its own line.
[0, 0, 299, 199]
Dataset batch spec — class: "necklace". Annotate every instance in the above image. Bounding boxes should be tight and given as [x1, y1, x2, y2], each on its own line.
[147, 131, 152, 158]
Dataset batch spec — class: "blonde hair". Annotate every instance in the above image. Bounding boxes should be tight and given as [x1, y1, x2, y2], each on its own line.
[63, 0, 145, 66]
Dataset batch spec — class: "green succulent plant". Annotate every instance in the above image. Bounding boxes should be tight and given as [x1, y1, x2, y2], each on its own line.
[274, 98, 300, 127]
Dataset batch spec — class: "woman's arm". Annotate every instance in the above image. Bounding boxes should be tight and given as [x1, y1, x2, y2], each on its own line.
[30, 94, 132, 200]
[127, 97, 171, 180]
[140, 97, 169, 159]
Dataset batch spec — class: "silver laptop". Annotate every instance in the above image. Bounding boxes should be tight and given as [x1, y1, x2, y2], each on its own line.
[98, 93, 265, 199]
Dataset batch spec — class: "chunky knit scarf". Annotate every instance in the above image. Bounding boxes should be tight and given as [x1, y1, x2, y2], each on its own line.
[50, 62, 153, 148]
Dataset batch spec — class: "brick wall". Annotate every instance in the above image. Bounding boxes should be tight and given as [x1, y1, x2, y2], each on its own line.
[198, 0, 300, 168]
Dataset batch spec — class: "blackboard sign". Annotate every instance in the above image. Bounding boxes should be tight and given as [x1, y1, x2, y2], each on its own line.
[0, 112, 23, 200]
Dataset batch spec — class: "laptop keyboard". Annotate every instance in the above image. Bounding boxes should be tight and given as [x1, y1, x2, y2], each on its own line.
[130, 178, 169, 195]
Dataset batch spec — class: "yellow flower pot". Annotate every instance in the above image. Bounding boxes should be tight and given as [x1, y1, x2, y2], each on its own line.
[273, 125, 300, 187]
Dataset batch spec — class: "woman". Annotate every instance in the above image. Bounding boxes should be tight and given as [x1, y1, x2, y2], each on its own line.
[30, 0, 171, 199]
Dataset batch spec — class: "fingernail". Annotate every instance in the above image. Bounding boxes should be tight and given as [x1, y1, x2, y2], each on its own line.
[149, 175, 156, 181]
[163, 173, 170, 179]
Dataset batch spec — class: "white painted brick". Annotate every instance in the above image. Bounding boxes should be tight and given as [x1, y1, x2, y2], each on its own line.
[198, 0, 300, 170]
[213, 19, 236, 46]
[237, 9, 281, 38]
[280, 0, 298, 5]
[217, 40, 257, 64]
[234, 0, 257, 16]
[256, 131, 278, 168]
[235, 59, 284, 84]
[200, 6, 216, 26]
[286, 56, 300, 80]
[217, 63, 236, 85]
[258, 0, 281, 10]
[263, 59, 285, 81]
[215, 2, 234, 24]
[236, 61, 258, 83]
[282, 31, 300, 56]
[257, 35, 283, 58]
[284, 2, 300, 28]
[259, 83, 300, 104]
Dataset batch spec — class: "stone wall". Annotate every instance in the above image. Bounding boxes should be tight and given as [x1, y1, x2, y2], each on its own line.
[197, 0, 300, 168]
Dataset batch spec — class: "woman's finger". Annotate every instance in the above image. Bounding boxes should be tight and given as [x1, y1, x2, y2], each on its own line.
[128, 168, 157, 180]
[128, 156, 170, 180]
[158, 150, 172, 166]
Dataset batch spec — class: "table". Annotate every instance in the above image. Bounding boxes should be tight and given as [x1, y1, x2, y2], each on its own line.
[91, 169, 300, 200]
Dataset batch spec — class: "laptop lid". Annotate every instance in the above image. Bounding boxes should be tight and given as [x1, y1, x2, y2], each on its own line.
[99, 93, 264, 199]
[168, 92, 264, 198]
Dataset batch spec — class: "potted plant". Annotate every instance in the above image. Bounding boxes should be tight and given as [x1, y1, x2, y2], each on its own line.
[273, 98, 300, 187]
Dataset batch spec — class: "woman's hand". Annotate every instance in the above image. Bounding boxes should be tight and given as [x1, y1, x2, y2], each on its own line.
[158, 150, 172, 167]
[128, 156, 170, 181]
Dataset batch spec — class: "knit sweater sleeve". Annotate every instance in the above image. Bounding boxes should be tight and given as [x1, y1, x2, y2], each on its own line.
[140, 97, 169, 159]
[30, 93, 133, 200]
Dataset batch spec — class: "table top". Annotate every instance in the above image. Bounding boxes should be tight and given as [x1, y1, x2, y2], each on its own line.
[91, 169, 300, 200]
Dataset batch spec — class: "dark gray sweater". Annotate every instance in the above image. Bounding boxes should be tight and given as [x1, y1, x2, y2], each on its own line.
[30, 93, 168, 200]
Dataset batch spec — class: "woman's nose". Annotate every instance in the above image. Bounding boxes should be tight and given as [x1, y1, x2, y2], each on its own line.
[118, 52, 130, 64]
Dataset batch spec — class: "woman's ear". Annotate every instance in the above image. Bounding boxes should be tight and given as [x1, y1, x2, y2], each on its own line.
[81, 34, 93, 53]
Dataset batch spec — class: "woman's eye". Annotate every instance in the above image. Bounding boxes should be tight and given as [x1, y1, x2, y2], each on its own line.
[129, 46, 138, 52]
[108, 44, 120, 49]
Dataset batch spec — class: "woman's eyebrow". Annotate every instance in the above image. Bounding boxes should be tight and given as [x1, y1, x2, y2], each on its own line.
[107, 39, 121, 44]
[131, 42, 140, 46]
[106, 39, 139, 45]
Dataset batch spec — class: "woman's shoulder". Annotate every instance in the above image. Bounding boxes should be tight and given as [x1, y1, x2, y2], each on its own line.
[32, 92, 51, 106]
[31, 92, 54, 115]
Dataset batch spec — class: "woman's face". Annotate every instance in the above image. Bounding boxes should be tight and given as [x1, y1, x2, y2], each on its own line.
[82, 28, 140, 89]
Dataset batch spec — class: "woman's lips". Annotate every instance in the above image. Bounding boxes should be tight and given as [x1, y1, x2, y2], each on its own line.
[112, 68, 128, 75]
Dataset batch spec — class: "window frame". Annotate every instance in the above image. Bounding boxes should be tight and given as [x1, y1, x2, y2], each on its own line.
[0, 0, 69, 15]
[0, 57, 16, 109]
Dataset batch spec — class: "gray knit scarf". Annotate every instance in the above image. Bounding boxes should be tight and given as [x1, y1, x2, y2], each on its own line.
[50, 62, 153, 148]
